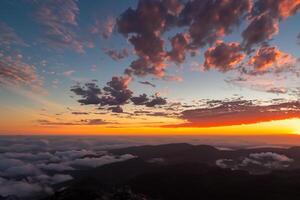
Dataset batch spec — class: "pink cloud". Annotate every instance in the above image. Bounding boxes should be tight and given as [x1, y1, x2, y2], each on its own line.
[0, 53, 43, 92]
[91, 17, 116, 39]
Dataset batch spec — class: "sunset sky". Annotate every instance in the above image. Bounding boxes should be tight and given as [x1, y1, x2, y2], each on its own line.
[1, 0, 300, 135]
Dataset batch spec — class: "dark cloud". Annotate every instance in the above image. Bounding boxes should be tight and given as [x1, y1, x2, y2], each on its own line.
[110, 106, 123, 113]
[242, 0, 300, 50]
[71, 77, 168, 112]
[82, 119, 109, 125]
[146, 96, 167, 107]
[163, 0, 183, 15]
[117, 0, 253, 78]
[203, 40, 245, 72]
[71, 112, 90, 115]
[131, 94, 149, 105]
[124, 57, 165, 77]
[115, 0, 300, 81]
[117, 0, 177, 77]
[37, 120, 77, 126]
[168, 33, 191, 64]
[37, 119, 110, 126]
[103, 48, 129, 61]
[70, 82, 102, 105]
[101, 76, 133, 106]
[242, 13, 279, 51]
[179, 0, 251, 48]
[139, 81, 156, 87]
[131, 94, 167, 107]
[168, 99, 300, 127]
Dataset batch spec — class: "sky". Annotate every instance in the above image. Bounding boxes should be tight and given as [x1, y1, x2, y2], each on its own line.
[0, 0, 300, 135]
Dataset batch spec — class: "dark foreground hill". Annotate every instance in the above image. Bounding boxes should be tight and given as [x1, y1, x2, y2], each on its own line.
[36, 143, 300, 199]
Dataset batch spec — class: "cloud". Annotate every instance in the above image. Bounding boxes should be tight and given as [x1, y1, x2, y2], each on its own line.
[163, 0, 183, 15]
[47, 174, 73, 184]
[91, 17, 116, 39]
[216, 159, 234, 169]
[242, 13, 279, 50]
[110, 106, 124, 113]
[72, 77, 133, 109]
[0, 158, 25, 171]
[131, 94, 150, 105]
[217, 152, 294, 173]
[114, 0, 299, 82]
[35, 174, 73, 185]
[103, 48, 129, 61]
[168, 33, 191, 64]
[70, 82, 102, 105]
[63, 70, 75, 76]
[266, 87, 288, 94]
[247, 46, 295, 73]
[203, 40, 245, 72]
[71, 111, 90, 115]
[101, 76, 133, 106]
[54, 149, 97, 159]
[37, 120, 78, 126]
[146, 95, 167, 107]
[0, 21, 26, 48]
[139, 81, 156, 88]
[179, 0, 251, 47]
[252, 0, 300, 20]
[37, 119, 110, 126]
[0, 177, 53, 198]
[131, 93, 167, 107]
[71, 77, 168, 112]
[81, 119, 110, 125]
[162, 75, 183, 82]
[0, 53, 43, 92]
[0, 137, 142, 198]
[168, 99, 300, 127]
[117, 0, 177, 77]
[3, 152, 56, 162]
[249, 152, 293, 163]
[242, 0, 300, 50]
[37, 163, 75, 172]
[225, 75, 290, 94]
[68, 154, 136, 168]
[4, 163, 42, 177]
[124, 57, 166, 77]
[35, 0, 90, 53]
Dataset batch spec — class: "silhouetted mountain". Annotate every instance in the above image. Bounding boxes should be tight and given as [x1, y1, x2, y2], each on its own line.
[44, 143, 300, 200]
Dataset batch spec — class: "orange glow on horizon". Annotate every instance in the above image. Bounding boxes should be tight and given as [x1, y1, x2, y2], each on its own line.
[1, 118, 299, 136]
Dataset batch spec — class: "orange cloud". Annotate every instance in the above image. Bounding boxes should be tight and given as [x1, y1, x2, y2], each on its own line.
[203, 40, 245, 72]
[166, 100, 300, 128]
[277, 0, 300, 19]
[248, 46, 294, 72]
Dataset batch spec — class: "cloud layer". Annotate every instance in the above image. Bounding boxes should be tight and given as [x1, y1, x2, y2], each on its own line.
[168, 99, 300, 127]
[0, 137, 137, 198]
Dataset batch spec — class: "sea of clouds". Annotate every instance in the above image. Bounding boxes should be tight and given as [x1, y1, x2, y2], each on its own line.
[0, 135, 297, 199]
[0, 136, 142, 199]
